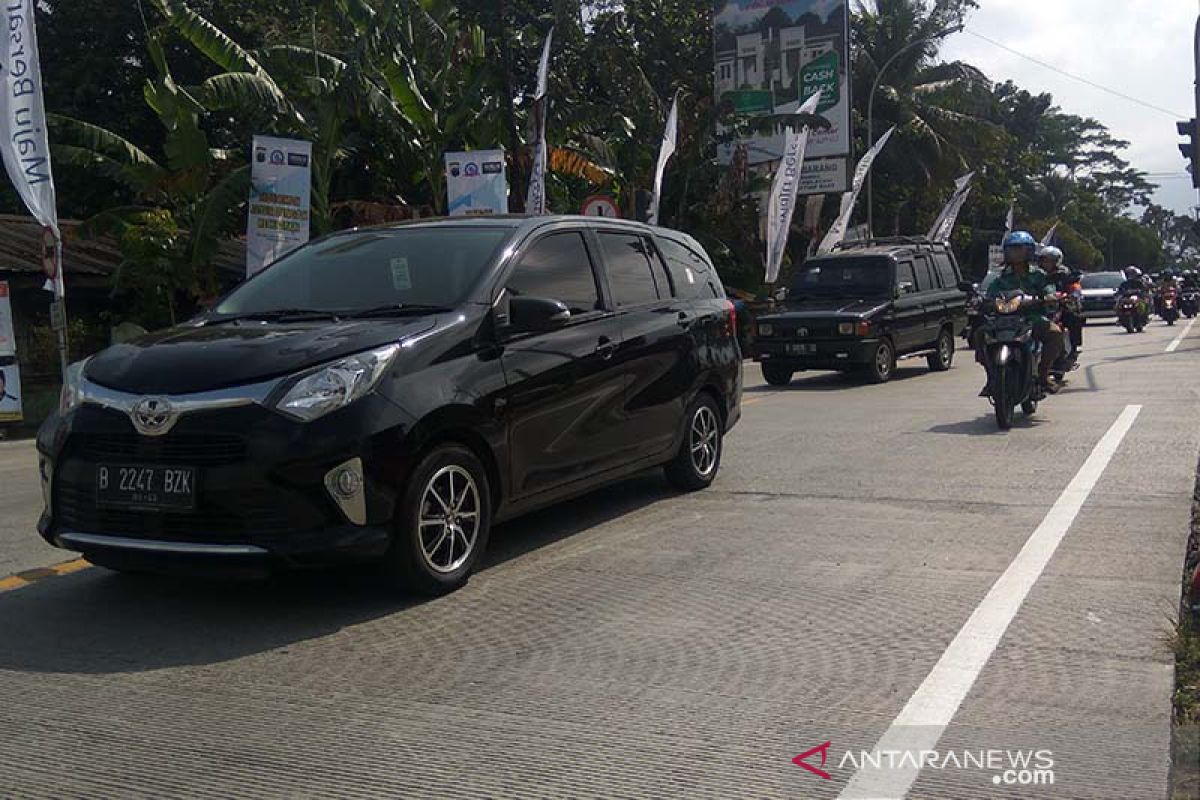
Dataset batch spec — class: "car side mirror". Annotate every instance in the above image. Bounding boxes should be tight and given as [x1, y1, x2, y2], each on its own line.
[957, 281, 976, 294]
[896, 281, 915, 297]
[509, 295, 571, 333]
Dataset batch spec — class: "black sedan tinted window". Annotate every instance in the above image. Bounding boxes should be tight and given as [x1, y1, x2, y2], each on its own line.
[507, 232, 601, 314]
[217, 228, 508, 314]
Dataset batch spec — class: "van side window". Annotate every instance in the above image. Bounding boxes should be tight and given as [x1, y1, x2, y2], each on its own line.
[896, 260, 917, 293]
[508, 232, 601, 314]
[597, 232, 663, 306]
[933, 252, 958, 287]
[913, 255, 937, 292]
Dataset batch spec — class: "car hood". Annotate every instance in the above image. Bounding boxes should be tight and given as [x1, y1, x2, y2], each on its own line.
[761, 298, 891, 321]
[84, 316, 439, 395]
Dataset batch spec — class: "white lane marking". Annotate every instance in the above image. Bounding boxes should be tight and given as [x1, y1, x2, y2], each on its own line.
[837, 405, 1143, 800]
[1166, 318, 1196, 353]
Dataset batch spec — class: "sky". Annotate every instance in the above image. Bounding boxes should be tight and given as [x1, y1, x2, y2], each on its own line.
[940, 0, 1199, 217]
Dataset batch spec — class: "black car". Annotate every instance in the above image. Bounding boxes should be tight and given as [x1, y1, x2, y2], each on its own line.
[37, 216, 742, 594]
[752, 238, 968, 385]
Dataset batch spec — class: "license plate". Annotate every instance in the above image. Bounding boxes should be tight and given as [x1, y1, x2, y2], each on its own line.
[96, 464, 197, 511]
[786, 343, 817, 355]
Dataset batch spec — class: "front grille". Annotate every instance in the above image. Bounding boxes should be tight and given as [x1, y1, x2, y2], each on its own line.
[54, 483, 293, 544]
[73, 432, 246, 466]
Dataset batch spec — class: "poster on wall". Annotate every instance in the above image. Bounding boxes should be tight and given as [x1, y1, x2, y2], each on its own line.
[446, 150, 508, 216]
[0, 362, 22, 423]
[0, 282, 15, 358]
[714, 0, 851, 193]
[246, 135, 313, 276]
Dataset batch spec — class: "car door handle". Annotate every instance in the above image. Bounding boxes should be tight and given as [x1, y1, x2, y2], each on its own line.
[595, 336, 617, 360]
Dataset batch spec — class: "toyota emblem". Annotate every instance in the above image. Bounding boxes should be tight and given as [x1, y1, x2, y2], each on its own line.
[130, 396, 176, 436]
[797, 328, 809, 337]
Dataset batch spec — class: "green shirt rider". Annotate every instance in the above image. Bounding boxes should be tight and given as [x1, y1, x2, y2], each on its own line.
[977, 230, 1064, 395]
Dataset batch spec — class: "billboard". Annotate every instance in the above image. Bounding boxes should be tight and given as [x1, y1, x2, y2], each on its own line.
[0, 281, 14, 358]
[0, 362, 21, 423]
[246, 135, 313, 276]
[715, 0, 851, 192]
[446, 150, 509, 216]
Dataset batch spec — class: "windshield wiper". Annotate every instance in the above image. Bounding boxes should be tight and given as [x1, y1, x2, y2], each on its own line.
[204, 308, 342, 325]
[345, 304, 452, 319]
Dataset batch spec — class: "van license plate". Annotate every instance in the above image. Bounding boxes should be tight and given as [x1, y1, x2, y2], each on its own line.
[96, 464, 196, 511]
[787, 344, 817, 355]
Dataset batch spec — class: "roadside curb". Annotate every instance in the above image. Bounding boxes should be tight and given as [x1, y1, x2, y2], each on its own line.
[0, 558, 90, 593]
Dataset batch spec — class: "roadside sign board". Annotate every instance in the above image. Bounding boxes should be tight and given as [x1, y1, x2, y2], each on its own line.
[0, 282, 14, 357]
[246, 135, 312, 277]
[446, 149, 508, 216]
[581, 195, 621, 218]
[0, 362, 23, 423]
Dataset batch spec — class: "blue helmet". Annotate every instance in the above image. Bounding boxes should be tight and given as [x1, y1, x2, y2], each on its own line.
[1003, 231, 1037, 248]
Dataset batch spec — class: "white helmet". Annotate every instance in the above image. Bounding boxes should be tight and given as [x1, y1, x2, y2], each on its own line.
[1038, 246, 1063, 265]
[1123, 266, 1143, 280]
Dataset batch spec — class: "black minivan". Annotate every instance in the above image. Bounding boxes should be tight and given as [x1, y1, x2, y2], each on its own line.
[37, 217, 742, 594]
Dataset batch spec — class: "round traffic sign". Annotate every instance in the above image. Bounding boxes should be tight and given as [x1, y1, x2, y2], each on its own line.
[581, 195, 621, 218]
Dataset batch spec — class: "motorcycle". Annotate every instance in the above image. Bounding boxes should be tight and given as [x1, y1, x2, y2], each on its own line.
[962, 283, 983, 342]
[1181, 288, 1200, 319]
[1051, 291, 1080, 383]
[1160, 286, 1181, 326]
[978, 291, 1045, 430]
[1116, 290, 1150, 333]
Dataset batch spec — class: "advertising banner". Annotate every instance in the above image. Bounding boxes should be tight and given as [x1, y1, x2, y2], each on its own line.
[0, 282, 15, 358]
[446, 150, 508, 216]
[246, 135, 312, 277]
[817, 126, 895, 254]
[648, 94, 679, 226]
[715, 0, 851, 192]
[927, 171, 975, 243]
[765, 91, 822, 283]
[0, 362, 22, 423]
[0, 0, 62, 297]
[525, 28, 554, 216]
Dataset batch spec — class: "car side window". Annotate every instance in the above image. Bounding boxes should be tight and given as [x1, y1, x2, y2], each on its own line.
[896, 260, 917, 294]
[507, 232, 601, 315]
[597, 232, 663, 306]
[933, 253, 958, 288]
[913, 255, 937, 292]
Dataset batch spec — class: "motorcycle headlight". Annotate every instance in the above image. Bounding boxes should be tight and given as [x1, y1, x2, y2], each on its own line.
[994, 296, 1022, 314]
[58, 358, 90, 415]
[272, 344, 399, 422]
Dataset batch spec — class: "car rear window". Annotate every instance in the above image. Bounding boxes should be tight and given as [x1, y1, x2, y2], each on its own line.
[1081, 273, 1123, 289]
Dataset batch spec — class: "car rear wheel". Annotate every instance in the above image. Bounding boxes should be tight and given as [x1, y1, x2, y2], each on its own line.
[927, 328, 954, 372]
[863, 339, 895, 384]
[386, 443, 491, 596]
[665, 394, 723, 491]
[761, 363, 794, 386]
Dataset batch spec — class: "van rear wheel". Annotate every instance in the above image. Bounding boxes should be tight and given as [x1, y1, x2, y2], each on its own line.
[927, 328, 954, 372]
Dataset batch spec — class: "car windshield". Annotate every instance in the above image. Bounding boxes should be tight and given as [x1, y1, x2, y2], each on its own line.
[1081, 273, 1123, 290]
[788, 257, 892, 298]
[215, 227, 510, 316]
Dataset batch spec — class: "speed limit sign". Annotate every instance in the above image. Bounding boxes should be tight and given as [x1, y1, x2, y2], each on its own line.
[581, 195, 621, 218]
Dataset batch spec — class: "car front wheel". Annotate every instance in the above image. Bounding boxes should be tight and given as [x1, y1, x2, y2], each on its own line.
[386, 443, 491, 596]
[761, 362, 794, 386]
[665, 394, 724, 491]
[863, 339, 895, 383]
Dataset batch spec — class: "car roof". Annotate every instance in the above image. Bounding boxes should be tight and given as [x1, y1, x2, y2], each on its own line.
[824, 237, 955, 260]
[340, 214, 669, 237]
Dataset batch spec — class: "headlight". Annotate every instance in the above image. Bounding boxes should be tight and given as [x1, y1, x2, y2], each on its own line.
[995, 296, 1023, 314]
[59, 358, 89, 414]
[273, 344, 399, 422]
[758, 324, 774, 337]
[838, 322, 854, 336]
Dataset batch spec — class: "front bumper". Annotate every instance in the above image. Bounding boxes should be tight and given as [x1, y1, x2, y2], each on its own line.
[38, 396, 407, 569]
[752, 337, 878, 369]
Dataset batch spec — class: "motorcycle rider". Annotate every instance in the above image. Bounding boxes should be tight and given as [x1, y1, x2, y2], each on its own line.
[981, 231, 1064, 395]
[1043, 247, 1083, 359]
[1183, 270, 1199, 290]
[1118, 266, 1147, 295]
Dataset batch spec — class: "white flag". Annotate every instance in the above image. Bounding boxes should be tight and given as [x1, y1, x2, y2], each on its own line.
[647, 94, 679, 227]
[764, 91, 822, 283]
[927, 171, 975, 242]
[1004, 203, 1015, 237]
[1040, 223, 1059, 247]
[817, 126, 895, 255]
[0, 0, 61, 296]
[525, 28, 553, 216]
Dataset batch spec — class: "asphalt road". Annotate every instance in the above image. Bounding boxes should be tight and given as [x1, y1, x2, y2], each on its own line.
[0, 319, 1196, 799]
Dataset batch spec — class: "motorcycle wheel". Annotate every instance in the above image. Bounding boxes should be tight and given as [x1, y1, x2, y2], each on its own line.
[994, 363, 1014, 430]
[1021, 398, 1039, 415]
[1169, 318, 1177, 326]
[1123, 319, 1134, 333]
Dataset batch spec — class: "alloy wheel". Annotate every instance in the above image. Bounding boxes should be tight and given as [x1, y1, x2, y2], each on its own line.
[690, 405, 720, 478]
[417, 465, 481, 574]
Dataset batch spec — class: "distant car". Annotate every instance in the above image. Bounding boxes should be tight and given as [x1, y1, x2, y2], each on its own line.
[36, 216, 743, 595]
[1079, 271, 1124, 319]
[752, 238, 969, 384]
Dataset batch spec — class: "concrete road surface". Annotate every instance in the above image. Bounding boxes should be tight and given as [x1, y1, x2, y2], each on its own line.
[0, 319, 1196, 799]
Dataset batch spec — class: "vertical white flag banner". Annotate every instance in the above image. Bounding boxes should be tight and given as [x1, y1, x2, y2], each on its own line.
[648, 93, 679, 227]
[1040, 222, 1059, 247]
[764, 91, 822, 283]
[246, 136, 312, 276]
[817, 126, 895, 254]
[0, 0, 61, 297]
[1004, 203, 1015, 237]
[926, 171, 975, 242]
[525, 28, 553, 216]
